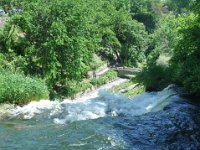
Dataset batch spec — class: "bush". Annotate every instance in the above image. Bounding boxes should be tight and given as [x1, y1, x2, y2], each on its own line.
[0, 69, 49, 104]
[136, 53, 172, 91]
[57, 81, 93, 98]
[137, 65, 172, 91]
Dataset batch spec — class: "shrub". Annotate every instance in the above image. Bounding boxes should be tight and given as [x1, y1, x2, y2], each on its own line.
[137, 66, 171, 91]
[57, 81, 93, 98]
[0, 69, 49, 104]
[136, 54, 172, 91]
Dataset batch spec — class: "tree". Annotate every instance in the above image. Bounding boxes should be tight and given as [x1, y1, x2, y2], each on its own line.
[0, 0, 21, 13]
[170, 13, 200, 95]
[7, 0, 100, 88]
[166, 0, 191, 13]
[98, 6, 149, 67]
[130, 0, 162, 33]
[113, 14, 148, 66]
[136, 13, 182, 91]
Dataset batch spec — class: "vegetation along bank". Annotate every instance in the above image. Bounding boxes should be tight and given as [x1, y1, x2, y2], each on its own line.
[0, 0, 199, 104]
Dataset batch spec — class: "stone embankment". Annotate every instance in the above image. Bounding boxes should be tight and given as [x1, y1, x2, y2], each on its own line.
[87, 65, 142, 80]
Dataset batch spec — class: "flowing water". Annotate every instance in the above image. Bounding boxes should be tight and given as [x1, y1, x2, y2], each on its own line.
[0, 78, 200, 150]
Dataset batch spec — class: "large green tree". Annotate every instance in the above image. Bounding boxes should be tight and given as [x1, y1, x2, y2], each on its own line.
[7, 0, 101, 87]
[171, 10, 200, 95]
[166, 0, 191, 13]
[98, 1, 149, 67]
[130, 0, 162, 33]
[0, 0, 159, 97]
[113, 13, 148, 66]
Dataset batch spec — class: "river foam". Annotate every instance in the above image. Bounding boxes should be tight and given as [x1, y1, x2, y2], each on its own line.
[0, 79, 177, 124]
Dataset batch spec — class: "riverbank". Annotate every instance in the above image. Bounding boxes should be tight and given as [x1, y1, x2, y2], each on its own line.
[0, 68, 145, 105]
[0, 51, 143, 105]
[66, 68, 145, 100]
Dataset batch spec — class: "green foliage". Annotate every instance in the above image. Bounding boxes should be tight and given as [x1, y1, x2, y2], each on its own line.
[0, 0, 152, 99]
[0, 0, 22, 13]
[89, 55, 105, 70]
[137, 62, 172, 91]
[192, 0, 200, 15]
[166, 0, 190, 13]
[114, 17, 148, 66]
[170, 13, 200, 95]
[130, 0, 162, 33]
[111, 80, 132, 93]
[149, 14, 181, 56]
[57, 80, 93, 98]
[137, 14, 181, 91]
[94, 0, 150, 67]
[135, 0, 200, 96]
[0, 69, 49, 104]
[110, 80, 145, 97]
[3, 0, 102, 88]
[1, 0, 198, 100]
[99, 10, 149, 66]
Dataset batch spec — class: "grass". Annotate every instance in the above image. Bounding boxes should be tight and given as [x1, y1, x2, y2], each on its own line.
[110, 79, 145, 98]
[0, 69, 49, 104]
[111, 81, 132, 93]
[124, 84, 145, 98]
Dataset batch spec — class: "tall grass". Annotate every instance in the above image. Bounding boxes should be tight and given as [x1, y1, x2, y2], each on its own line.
[0, 69, 49, 104]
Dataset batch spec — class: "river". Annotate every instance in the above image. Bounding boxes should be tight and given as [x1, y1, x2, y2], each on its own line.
[0, 79, 200, 150]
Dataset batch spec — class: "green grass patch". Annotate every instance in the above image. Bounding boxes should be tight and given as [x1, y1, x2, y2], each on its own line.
[0, 69, 49, 104]
[110, 81, 132, 93]
[110, 79, 145, 98]
[124, 84, 145, 98]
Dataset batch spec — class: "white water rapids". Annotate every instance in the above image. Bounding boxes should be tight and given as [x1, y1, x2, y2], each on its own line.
[0, 78, 177, 125]
[1, 79, 200, 149]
